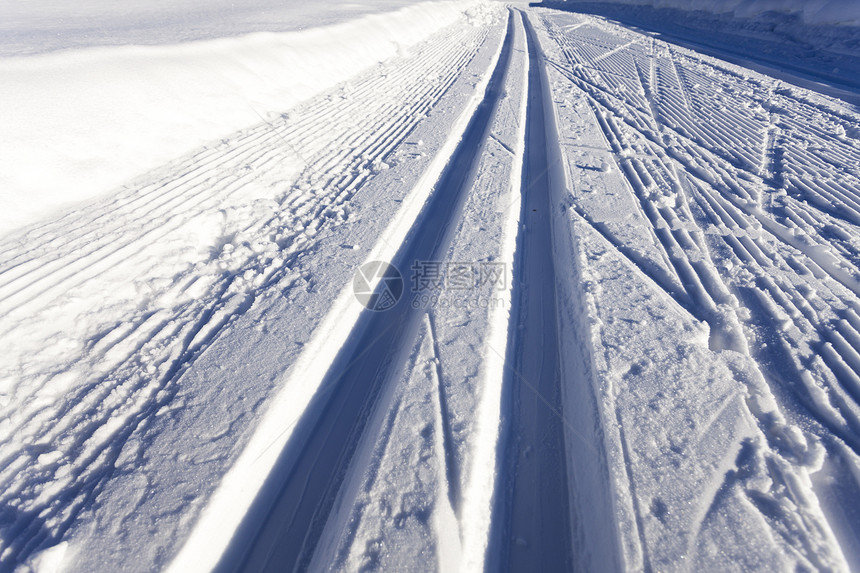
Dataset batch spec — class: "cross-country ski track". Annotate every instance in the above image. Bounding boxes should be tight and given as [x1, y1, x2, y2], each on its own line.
[2, 2, 860, 571]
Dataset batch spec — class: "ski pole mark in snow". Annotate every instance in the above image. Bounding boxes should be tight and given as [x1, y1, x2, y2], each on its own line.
[424, 313, 461, 512]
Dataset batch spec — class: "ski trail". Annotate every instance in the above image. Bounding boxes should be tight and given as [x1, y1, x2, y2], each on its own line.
[303, 313, 461, 573]
[538, 5, 860, 440]
[493, 12, 573, 571]
[532, 6, 854, 570]
[4, 3, 860, 571]
[305, 11, 530, 571]
[0, 10, 506, 571]
[165, 13, 510, 573]
[204, 12, 517, 572]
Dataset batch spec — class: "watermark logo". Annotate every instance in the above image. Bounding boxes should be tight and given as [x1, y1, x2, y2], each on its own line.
[411, 261, 506, 292]
[353, 261, 404, 311]
[353, 260, 508, 312]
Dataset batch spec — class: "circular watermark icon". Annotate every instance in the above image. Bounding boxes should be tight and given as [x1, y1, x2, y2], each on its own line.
[353, 261, 403, 311]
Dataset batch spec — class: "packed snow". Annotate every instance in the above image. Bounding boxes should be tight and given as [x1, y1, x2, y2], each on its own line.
[2, 0, 860, 572]
[575, 0, 860, 25]
[0, 0, 478, 233]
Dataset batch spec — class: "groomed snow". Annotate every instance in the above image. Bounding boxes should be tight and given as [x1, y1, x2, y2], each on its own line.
[3, 0, 860, 571]
[0, 0, 474, 233]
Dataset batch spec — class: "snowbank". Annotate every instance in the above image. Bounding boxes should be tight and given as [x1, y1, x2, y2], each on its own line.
[0, 0, 475, 233]
[579, 0, 860, 25]
[0, 0, 422, 56]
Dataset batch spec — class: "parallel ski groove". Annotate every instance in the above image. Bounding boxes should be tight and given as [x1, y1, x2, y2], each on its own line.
[226, 13, 517, 572]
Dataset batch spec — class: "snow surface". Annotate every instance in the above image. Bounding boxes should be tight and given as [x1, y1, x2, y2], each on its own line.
[3, 0, 860, 571]
[551, 0, 860, 103]
[0, 0, 472, 233]
[573, 0, 860, 25]
[0, 0, 424, 56]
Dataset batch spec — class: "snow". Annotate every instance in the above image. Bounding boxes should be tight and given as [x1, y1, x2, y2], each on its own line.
[3, 0, 860, 571]
[0, 0, 472, 233]
[315, 18, 528, 568]
[0, 0, 424, 56]
[168, 8, 509, 571]
[551, 0, 860, 106]
[573, 0, 860, 25]
[535, 6, 860, 568]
